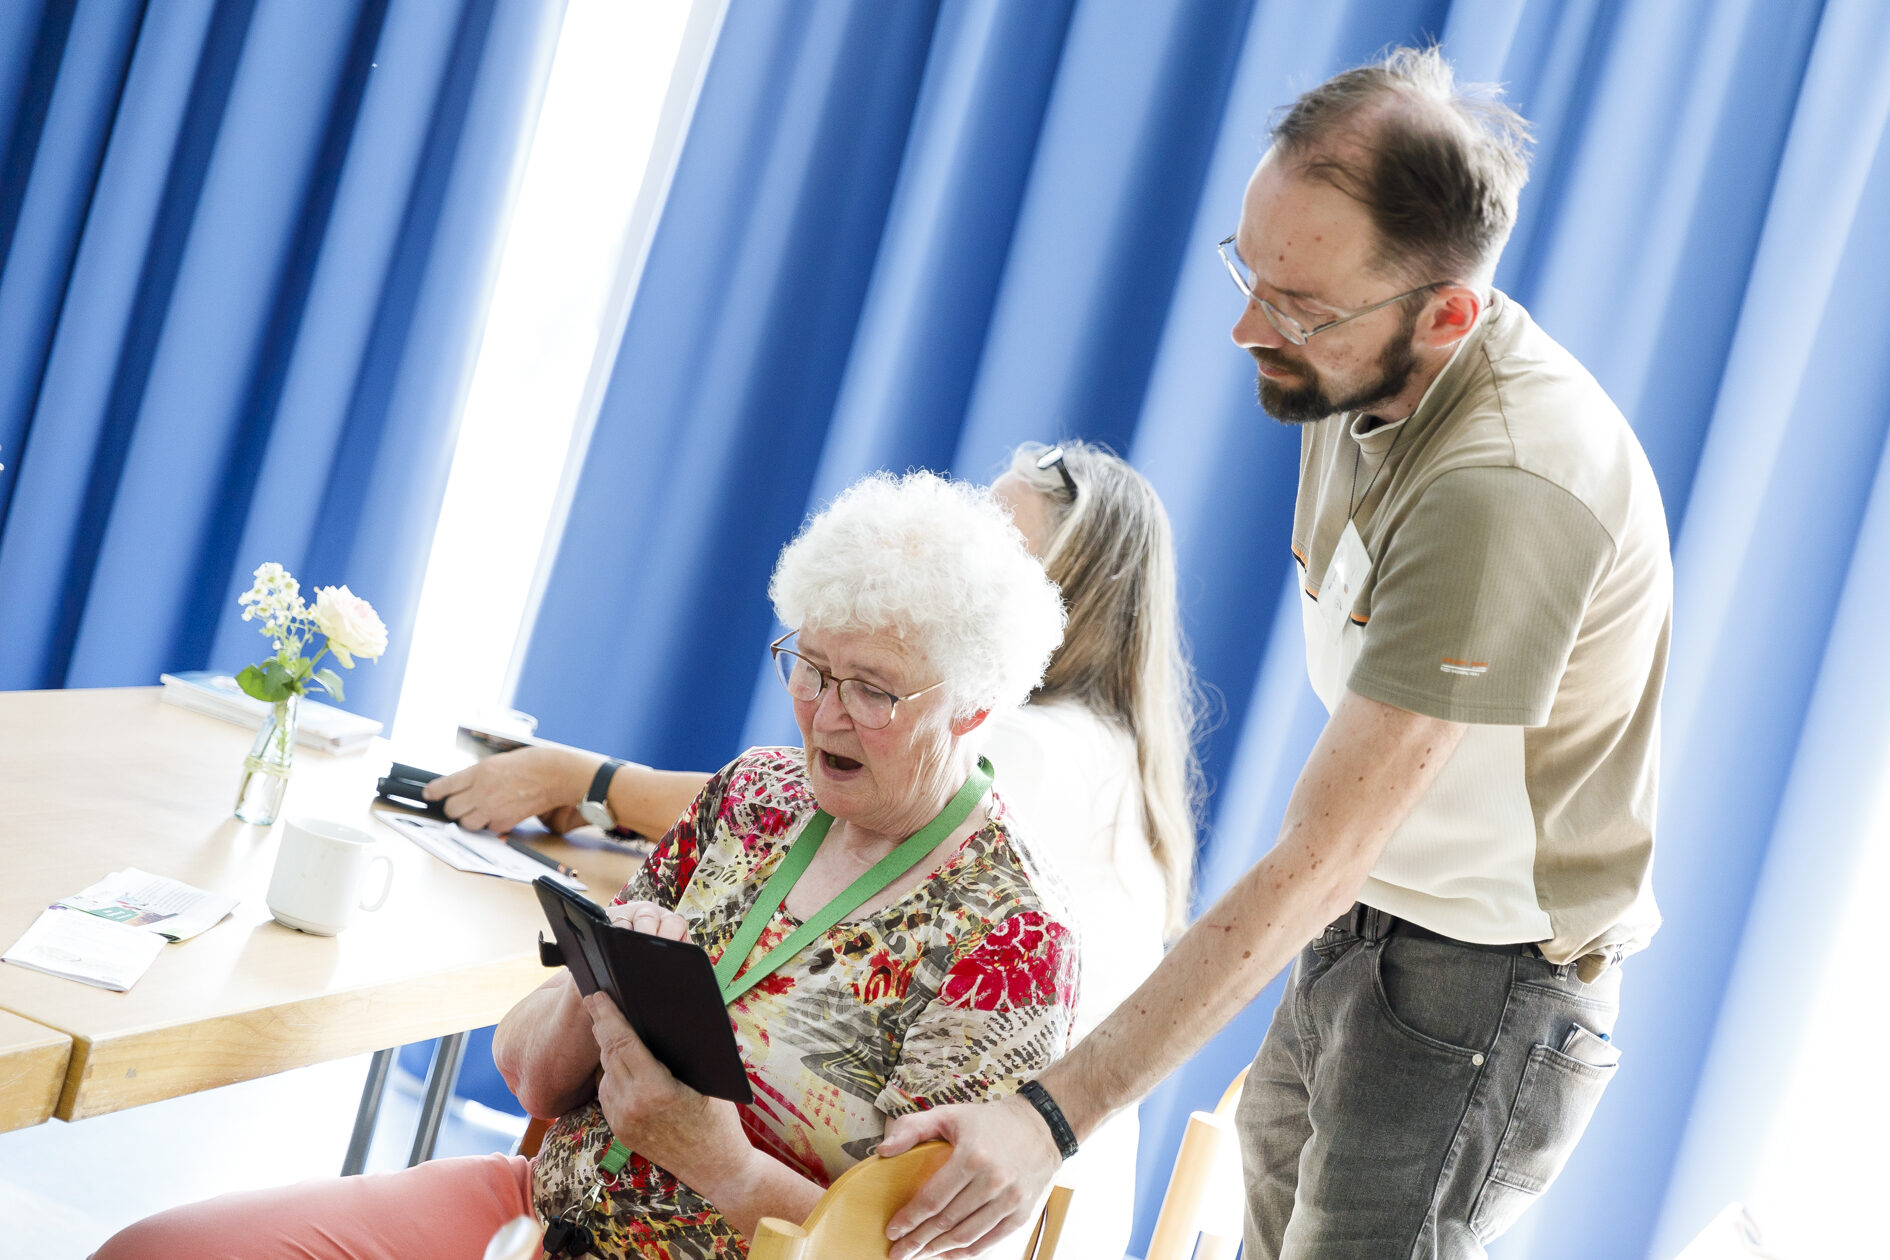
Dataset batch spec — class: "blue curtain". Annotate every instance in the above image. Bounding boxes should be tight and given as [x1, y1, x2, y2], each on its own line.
[0, 0, 564, 724]
[516, 1, 1890, 1256]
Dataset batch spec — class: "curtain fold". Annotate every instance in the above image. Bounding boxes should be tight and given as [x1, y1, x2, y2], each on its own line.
[0, 0, 564, 723]
[514, 1, 1889, 1255]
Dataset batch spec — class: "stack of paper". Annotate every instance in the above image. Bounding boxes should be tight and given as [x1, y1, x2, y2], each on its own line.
[158, 670, 382, 753]
[376, 811, 585, 891]
[2, 869, 239, 992]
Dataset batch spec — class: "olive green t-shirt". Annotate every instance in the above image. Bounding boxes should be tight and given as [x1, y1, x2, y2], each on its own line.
[1293, 290, 1670, 965]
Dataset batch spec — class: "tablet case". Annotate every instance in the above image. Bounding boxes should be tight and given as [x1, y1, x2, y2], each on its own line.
[533, 877, 753, 1104]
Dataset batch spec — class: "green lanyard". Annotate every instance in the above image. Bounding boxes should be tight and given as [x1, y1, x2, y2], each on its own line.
[595, 756, 994, 1178]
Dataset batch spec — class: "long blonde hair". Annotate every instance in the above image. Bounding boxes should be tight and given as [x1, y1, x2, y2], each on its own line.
[1007, 441, 1202, 936]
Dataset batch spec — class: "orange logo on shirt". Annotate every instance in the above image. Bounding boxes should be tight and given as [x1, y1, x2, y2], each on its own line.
[1440, 657, 1488, 677]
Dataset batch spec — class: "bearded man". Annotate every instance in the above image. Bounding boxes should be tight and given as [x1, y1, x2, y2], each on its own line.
[881, 45, 1672, 1260]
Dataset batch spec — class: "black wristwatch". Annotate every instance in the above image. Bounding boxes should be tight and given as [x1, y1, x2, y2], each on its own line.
[1017, 1079, 1079, 1160]
[576, 758, 628, 831]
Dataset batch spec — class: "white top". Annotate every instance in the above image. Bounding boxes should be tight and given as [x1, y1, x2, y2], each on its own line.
[982, 698, 1168, 1260]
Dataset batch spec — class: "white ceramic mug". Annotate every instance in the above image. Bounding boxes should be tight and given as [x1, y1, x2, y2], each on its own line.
[267, 817, 394, 936]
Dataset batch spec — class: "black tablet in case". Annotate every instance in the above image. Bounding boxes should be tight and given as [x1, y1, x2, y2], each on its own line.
[532, 877, 752, 1105]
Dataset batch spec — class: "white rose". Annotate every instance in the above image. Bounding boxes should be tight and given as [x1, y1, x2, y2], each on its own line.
[311, 585, 388, 669]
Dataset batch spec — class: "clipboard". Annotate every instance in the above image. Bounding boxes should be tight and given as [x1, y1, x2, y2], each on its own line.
[532, 877, 752, 1104]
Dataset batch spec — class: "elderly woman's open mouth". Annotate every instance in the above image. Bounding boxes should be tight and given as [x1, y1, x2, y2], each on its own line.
[816, 748, 865, 774]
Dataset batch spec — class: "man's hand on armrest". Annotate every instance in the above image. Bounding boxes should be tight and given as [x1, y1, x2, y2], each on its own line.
[881, 1093, 1059, 1260]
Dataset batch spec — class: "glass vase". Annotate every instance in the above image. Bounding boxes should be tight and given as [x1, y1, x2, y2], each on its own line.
[234, 695, 300, 825]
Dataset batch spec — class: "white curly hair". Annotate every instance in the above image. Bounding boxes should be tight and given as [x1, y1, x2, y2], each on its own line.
[769, 470, 1066, 718]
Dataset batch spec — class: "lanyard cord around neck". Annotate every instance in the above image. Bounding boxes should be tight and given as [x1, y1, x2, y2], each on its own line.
[713, 755, 993, 1003]
[594, 755, 994, 1180]
[1347, 414, 1410, 523]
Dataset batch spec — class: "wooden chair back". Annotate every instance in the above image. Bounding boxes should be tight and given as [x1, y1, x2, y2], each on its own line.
[752, 1141, 1073, 1260]
[1142, 1067, 1250, 1260]
[516, 1114, 550, 1158]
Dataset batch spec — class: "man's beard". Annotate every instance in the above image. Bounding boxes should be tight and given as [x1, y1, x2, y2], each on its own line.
[1252, 302, 1422, 424]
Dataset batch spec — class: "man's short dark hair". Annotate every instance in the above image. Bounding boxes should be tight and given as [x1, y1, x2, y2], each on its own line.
[1270, 46, 1533, 286]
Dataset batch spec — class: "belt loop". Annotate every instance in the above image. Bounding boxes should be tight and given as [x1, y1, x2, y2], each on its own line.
[1351, 904, 1395, 942]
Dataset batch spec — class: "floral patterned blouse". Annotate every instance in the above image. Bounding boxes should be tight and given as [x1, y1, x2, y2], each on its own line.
[530, 747, 1080, 1260]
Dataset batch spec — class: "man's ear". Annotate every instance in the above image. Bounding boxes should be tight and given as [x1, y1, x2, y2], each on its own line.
[1420, 283, 1482, 351]
[951, 708, 992, 737]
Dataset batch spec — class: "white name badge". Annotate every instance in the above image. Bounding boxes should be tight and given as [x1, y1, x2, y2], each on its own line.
[1318, 520, 1371, 637]
[1304, 520, 1373, 711]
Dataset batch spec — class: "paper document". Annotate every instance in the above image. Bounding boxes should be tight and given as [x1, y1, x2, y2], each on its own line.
[57, 868, 239, 941]
[2, 869, 239, 992]
[3, 910, 168, 992]
[377, 811, 585, 891]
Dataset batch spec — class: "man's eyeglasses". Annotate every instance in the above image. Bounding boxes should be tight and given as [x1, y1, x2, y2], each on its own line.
[770, 631, 945, 730]
[1035, 445, 1077, 501]
[1217, 234, 1442, 346]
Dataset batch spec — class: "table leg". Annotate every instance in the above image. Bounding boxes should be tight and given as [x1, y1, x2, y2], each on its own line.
[408, 1031, 469, 1166]
[342, 1047, 395, 1175]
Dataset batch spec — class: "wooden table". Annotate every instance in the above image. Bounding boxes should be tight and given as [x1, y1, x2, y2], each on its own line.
[0, 1010, 70, 1133]
[0, 687, 644, 1144]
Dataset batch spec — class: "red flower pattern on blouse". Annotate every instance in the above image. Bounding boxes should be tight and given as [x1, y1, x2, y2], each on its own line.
[939, 911, 1070, 1011]
[852, 945, 914, 1004]
[753, 805, 794, 836]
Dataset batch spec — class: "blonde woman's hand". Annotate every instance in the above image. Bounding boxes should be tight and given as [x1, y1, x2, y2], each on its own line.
[423, 745, 597, 835]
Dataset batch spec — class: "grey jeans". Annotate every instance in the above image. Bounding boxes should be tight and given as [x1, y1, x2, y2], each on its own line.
[1237, 907, 1622, 1259]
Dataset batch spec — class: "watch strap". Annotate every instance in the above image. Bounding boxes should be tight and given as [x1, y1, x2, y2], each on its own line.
[1017, 1079, 1078, 1160]
[585, 758, 627, 808]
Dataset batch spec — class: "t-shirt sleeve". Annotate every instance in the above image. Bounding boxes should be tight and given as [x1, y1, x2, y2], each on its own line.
[874, 909, 1078, 1117]
[1347, 466, 1615, 726]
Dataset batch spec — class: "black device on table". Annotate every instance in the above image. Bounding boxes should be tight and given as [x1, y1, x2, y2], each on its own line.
[376, 762, 449, 820]
[532, 876, 752, 1104]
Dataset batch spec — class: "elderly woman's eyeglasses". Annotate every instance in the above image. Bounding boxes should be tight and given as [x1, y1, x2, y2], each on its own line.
[770, 632, 945, 730]
[1035, 445, 1077, 500]
[1216, 234, 1442, 346]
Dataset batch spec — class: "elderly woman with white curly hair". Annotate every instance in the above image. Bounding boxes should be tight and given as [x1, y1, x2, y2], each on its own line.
[93, 471, 1079, 1260]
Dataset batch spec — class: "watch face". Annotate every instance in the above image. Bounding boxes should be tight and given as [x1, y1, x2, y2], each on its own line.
[578, 799, 614, 830]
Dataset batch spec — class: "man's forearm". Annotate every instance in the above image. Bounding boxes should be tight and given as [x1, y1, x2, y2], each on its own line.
[1043, 690, 1466, 1138]
[1042, 844, 1356, 1136]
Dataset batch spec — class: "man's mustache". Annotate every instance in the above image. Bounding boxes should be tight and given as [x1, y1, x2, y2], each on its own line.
[1249, 346, 1303, 373]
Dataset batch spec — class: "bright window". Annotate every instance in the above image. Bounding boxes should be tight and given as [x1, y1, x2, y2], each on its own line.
[389, 0, 711, 750]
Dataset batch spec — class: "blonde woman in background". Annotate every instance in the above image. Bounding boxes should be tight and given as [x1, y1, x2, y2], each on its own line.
[979, 440, 1202, 1256]
[431, 440, 1203, 1258]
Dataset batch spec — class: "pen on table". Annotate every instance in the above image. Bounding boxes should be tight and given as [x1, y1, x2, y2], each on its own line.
[506, 837, 578, 879]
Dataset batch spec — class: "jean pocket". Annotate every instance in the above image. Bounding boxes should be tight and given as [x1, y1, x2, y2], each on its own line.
[1372, 934, 1512, 1055]
[1470, 1041, 1618, 1241]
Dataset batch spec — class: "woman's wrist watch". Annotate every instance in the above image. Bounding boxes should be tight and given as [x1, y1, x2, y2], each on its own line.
[576, 758, 628, 830]
[1017, 1079, 1079, 1160]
